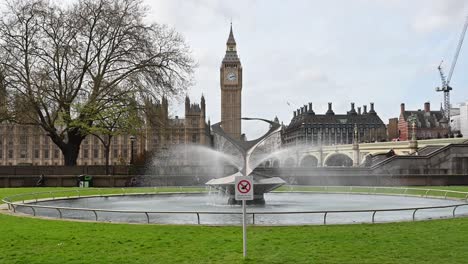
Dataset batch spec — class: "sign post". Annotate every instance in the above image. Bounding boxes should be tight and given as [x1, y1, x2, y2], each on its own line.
[235, 176, 253, 259]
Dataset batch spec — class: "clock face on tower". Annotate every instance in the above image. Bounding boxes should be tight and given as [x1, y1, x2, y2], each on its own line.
[227, 72, 237, 81]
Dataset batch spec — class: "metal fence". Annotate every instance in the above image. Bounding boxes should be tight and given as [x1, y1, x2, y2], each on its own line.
[3, 186, 468, 225]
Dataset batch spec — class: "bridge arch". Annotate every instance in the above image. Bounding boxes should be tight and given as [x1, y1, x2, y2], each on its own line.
[324, 153, 353, 167]
[283, 157, 296, 167]
[299, 155, 319, 168]
[271, 158, 280, 168]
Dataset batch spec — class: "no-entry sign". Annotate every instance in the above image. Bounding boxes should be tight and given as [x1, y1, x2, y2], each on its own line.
[235, 176, 253, 200]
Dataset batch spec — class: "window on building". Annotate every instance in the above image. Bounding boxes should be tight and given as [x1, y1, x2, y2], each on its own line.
[113, 148, 118, 158]
[54, 149, 60, 159]
[8, 149, 13, 159]
[44, 149, 49, 159]
[122, 149, 128, 158]
[20, 149, 27, 159]
[93, 148, 99, 159]
[0, 148, 3, 159]
[20, 135, 28, 145]
[192, 134, 197, 143]
[83, 149, 89, 159]
[34, 149, 40, 159]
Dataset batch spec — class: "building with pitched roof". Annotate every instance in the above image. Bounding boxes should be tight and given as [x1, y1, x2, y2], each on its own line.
[398, 102, 449, 141]
[282, 102, 387, 146]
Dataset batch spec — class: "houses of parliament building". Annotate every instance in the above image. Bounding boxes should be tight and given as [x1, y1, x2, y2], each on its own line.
[0, 94, 211, 166]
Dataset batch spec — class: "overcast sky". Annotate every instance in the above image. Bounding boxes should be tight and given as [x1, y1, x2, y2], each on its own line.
[145, 0, 468, 138]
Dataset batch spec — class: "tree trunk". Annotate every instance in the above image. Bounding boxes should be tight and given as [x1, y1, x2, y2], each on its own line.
[62, 142, 81, 166]
[104, 145, 110, 175]
[53, 131, 85, 166]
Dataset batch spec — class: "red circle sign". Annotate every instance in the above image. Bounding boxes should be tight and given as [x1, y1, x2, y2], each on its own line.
[237, 180, 251, 194]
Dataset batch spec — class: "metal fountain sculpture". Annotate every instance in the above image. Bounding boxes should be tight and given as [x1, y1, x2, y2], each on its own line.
[206, 118, 286, 204]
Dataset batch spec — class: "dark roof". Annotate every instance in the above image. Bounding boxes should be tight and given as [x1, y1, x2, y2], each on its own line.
[222, 51, 240, 63]
[402, 110, 447, 128]
[223, 25, 240, 63]
[286, 111, 385, 131]
[227, 24, 236, 45]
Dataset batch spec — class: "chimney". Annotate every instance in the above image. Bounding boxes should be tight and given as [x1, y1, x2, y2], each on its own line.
[304, 105, 308, 112]
[293, 111, 296, 118]
[308, 102, 315, 114]
[400, 103, 405, 114]
[348, 102, 357, 115]
[301, 107, 304, 114]
[326, 102, 334, 115]
[369, 102, 376, 114]
[363, 105, 367, 114]
[424, 102, 430, 112]
[358, 107, 361, 115]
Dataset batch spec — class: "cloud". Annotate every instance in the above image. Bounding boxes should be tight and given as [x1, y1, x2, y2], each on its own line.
[411, 0, 468, 33]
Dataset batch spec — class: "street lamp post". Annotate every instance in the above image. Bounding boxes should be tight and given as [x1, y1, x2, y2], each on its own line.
[130, 135, 136, 165]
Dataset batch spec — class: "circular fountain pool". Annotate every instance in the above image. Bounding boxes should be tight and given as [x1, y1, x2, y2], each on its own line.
[6, 190, 468, 225]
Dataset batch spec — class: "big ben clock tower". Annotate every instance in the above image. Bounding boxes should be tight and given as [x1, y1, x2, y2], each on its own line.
[220, 24, 242, 139]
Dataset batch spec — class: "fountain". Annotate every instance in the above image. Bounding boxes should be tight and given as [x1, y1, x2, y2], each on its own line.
[205, 118, 286, 205]
[6, 119, 468, 225]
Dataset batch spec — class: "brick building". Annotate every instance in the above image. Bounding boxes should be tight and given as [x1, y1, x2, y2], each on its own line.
[398, 102, 449, 141]
[387, 118, 399, 141]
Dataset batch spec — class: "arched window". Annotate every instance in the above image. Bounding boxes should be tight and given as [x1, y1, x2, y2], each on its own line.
[299, 155, 318, 167]
[325, 154, 353, 167]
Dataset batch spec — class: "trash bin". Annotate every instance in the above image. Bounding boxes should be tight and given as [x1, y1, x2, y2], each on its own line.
[78, 174, 93, 188]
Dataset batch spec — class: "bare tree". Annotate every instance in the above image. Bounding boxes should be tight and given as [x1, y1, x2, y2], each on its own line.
[0, 0, 195, 165]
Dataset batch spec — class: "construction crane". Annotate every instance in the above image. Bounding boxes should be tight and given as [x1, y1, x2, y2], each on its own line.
[436, 16, 468, 127]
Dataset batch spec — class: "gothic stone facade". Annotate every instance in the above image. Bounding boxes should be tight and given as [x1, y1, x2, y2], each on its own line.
[220, 25, 242, 140]
[0, 95, 211, 166]
[144, 95, 211, 153]
[0, 124, 140, 166]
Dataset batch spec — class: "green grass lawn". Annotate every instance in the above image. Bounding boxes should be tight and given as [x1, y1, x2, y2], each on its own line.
[1, 186, 468, 264]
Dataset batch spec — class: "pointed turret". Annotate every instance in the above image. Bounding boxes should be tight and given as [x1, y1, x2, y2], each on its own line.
[227, 23, 236, 46]
[200, 94, 206, 116]
[223, 23, 240, 63]
[185, 95, 190, 115]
